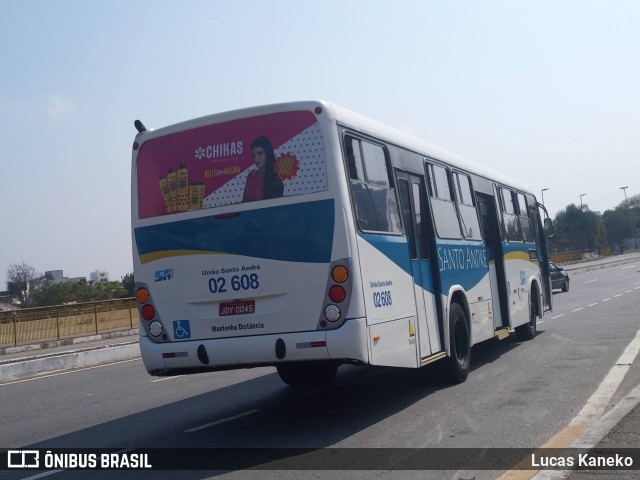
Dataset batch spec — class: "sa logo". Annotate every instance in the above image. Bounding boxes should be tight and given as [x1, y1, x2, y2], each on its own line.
[155, 269, 173, 282]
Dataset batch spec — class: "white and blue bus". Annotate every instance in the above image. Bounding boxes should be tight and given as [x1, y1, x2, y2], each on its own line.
[131, 100, 552, 385]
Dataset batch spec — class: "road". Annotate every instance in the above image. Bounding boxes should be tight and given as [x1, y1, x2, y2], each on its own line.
[2, 261, 639, 480]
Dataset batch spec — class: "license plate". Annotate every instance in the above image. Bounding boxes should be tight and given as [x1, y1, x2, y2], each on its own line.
[219, 300, 255, 317]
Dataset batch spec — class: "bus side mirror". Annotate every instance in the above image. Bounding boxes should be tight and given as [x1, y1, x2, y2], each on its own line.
[544, 217, 554, 238]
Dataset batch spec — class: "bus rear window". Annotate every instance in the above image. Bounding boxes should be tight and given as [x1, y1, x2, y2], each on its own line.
[136, 110, 327, 219]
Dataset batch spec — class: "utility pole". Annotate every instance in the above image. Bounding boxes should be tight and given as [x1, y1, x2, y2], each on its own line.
[621, 186, 636, 250]
[579, 194, 588, 252]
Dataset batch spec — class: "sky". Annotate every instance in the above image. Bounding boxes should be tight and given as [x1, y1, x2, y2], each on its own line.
[1, 0, 639, 290]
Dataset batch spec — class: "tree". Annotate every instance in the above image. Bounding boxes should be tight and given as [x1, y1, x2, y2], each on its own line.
[121, 273, 135, 296]
[628, 193, 640, 210]
[552, 204, 605, 252]
[30, 279, 130, 307]
[602, 208, 628, 253]
[619, 194, 640, 249]
[6, 262, 44, 307]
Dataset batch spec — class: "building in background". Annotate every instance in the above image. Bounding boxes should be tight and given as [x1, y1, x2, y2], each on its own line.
[44, 270, 85, 285]
[90, 270, 109, 282]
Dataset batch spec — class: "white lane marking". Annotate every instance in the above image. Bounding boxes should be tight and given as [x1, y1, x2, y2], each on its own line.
[571, 308, 583, 313]
[150, 375, 183, 383]
[602, 298, 612, 302]
[622, 265, 636, 269]
[626, 290, 633, 293]
[0, 358, 141, 387]
[587, 303, 598, 307]
[569, 328, 640, 428]
[550, 314, 565, 320]
[19, 471, 64, 480]
[635, 286, 640, 290]
[614, 294, 624, 298]
[585, 279, 598, 284]
[185, 409, 260, 433]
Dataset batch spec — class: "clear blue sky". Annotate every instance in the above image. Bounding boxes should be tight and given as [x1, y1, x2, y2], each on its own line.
[1, 0, 639, 289]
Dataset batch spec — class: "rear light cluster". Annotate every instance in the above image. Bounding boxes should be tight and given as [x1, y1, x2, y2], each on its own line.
[136, 286, 165, 339]
[319, 263, 352, 328]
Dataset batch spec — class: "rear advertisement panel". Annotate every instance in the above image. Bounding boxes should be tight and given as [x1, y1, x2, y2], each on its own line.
[136, 110, 327, 219]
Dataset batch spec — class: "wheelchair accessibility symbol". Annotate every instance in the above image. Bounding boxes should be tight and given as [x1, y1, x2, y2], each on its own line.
[173, 320, 191, 339]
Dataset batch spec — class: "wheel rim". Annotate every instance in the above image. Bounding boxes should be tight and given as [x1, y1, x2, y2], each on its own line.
[454, 320, 468, 365]
[529, 303, 536, 331]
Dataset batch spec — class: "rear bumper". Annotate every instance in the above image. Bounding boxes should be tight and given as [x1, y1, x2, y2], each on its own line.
[140, 318, 369, 375]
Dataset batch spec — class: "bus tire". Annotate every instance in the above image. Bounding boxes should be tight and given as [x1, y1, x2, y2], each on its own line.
[443, 303, 470, 384]
[276, 361, 338, 387]
[515, 297, 537, 341]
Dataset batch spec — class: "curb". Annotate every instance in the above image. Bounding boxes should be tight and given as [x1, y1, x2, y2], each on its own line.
[562, 254, 640, 275]
[530, 373, 640, 479]
[572, 382, 640, 450]
[0, 341, 141, 382]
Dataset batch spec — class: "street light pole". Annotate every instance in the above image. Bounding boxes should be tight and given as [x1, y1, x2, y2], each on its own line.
[579, 194, 588, 252]
[620, 186, 636, 250]
[541, 188, 549, 206]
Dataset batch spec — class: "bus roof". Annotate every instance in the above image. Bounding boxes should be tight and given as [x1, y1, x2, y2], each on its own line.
[135, 100, 535, 197]
[323, 101, 534, 196]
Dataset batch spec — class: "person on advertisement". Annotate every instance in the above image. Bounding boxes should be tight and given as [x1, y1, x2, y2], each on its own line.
[243, 136, 284, 202]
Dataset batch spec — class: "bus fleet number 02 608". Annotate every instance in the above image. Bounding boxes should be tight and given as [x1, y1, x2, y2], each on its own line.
[373, 290, 393, 308]
[208, 273, 260, 294]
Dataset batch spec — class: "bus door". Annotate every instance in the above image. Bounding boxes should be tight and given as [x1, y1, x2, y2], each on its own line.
[476, 193, 510, 329]
[397, 172, 442, 360]
[530, 206, 552, 311]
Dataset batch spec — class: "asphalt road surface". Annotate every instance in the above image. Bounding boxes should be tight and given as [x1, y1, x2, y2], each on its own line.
[2, 261, 639, 480]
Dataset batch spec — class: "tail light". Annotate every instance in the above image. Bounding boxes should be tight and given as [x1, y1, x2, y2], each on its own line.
[136, 284, 166, 340]
[331, 265, 349, 283]
[141, 304, 155, 321]
[329, 285, 346, 303]
[318, 259, 353, 329]
[136, 287, 150, 304]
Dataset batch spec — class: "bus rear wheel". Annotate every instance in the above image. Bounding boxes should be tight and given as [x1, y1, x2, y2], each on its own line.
[442, 303, 470, 384]
[515, 297, 537, 341]
[276, 361, 339, 387]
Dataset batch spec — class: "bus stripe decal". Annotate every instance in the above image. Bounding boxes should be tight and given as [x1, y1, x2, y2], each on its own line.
[139, 249, 227, 265]
[134, 199, 335, 264]
[359, 234, 541, 293]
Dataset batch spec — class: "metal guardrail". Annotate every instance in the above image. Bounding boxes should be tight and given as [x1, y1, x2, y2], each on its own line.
[0, 298, 138, 347]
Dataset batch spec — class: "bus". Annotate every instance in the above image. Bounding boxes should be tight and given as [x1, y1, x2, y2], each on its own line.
[131, 100, 552, 386]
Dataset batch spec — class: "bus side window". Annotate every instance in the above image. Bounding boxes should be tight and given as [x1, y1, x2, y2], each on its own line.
[346, 136, 401, 234]
[499, 187, 523, 242]
[516, 193, 533, 242]
[346, 137, 365, 180]
[398, 179, 417, 259]
[453, 172, 482, 241]
[412, 181, 429, 259]
[426, 163, 462, 239]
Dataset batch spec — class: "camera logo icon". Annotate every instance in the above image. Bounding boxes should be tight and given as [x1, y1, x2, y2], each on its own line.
[7, 450, 40, 469]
